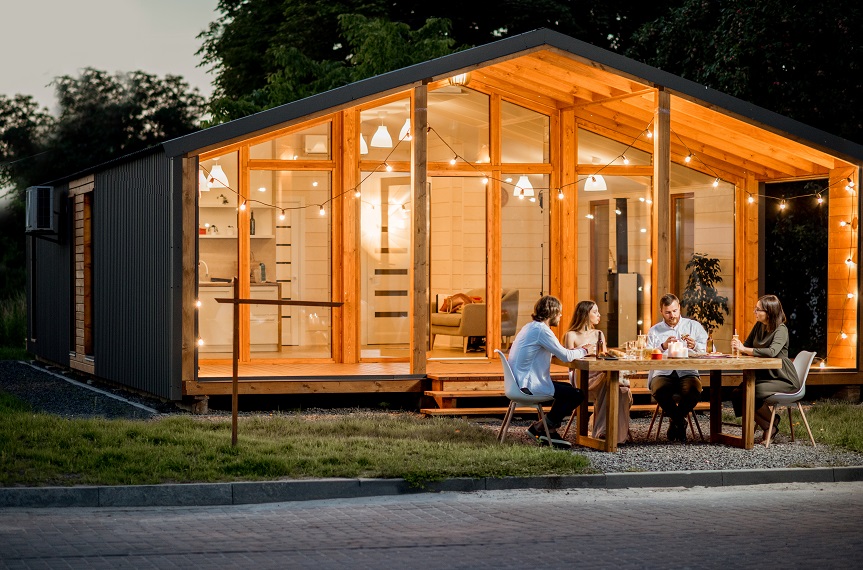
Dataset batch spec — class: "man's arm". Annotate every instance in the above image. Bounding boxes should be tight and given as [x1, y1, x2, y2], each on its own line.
[538, 327, 586, 362]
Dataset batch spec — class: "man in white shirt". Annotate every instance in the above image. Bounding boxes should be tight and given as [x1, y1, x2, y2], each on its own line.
[646, 293, 708, 443]
[508, 295, 589, 448]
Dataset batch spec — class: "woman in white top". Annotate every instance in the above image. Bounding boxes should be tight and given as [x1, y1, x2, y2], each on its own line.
[563, 300, 632, 443]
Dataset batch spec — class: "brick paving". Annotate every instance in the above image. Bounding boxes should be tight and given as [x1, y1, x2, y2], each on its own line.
[2, 482, 861, 568]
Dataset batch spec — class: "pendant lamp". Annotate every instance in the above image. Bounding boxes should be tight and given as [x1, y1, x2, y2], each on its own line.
[370, 114, 392, 148]
[513, 175, 534, 197]
[584, 175, 607, 191]
[207, 164, 229, 189]
[359, 134, 369, 155]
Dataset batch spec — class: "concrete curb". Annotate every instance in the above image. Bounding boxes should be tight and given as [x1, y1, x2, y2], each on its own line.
[2, 466, 861, 508]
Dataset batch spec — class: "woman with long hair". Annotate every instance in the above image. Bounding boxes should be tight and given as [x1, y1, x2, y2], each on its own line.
[730, 294, 800, 442]
[563, 300, 632, 443]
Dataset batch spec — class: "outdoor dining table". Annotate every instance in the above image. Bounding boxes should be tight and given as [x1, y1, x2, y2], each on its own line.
[553, 354, 782, 452]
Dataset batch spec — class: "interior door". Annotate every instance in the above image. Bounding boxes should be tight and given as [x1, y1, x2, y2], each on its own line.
[365, 177, 411, 345]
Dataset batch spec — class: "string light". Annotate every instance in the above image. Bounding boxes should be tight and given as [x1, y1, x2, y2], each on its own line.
[779, 199, 786, 211]
[197, 338, 204, 346]
[747, 194, 755, 204]
[354, 189, 361, 198]
[279, 209, 286, 221]
[319, 205, 326, 216]
[195, 299, 202, 308]
[684, 154, 692, 163]
[557, 188, 565, 200]
[239, 200, 247, 211]
[449, 156, 457, 165]
[622, 155, 630, 165]
[817, 194, 823, 204]
[840, 331, 848, 340]
[586, 214, 594, 219]
[385, 162, 393, 172]
[712, 178, 720, 188]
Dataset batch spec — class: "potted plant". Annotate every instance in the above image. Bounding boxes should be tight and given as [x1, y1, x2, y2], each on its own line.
[680, 253, 730, 348]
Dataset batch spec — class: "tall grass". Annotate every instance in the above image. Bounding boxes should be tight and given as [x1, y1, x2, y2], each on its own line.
[0, 292, 26, 354]
[0, 399, 591, 487]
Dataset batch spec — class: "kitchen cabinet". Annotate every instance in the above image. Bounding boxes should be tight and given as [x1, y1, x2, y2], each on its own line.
[198, 283, 281, 353]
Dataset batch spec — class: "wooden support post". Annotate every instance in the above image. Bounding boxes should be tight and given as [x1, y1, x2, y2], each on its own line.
[231, 276, 239, 446]
[652, 89, 671, 317]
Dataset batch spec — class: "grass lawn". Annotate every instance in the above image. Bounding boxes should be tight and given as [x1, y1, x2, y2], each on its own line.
[0, 393, 591, 488]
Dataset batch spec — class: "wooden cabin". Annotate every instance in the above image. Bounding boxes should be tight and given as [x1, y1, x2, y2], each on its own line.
[25, 29, 863, 408]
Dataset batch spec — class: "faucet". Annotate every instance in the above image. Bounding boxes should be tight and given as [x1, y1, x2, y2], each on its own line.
[199, 260, 209, 280]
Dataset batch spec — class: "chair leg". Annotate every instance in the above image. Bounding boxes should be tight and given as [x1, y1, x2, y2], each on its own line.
[562, 408, 577, 439]
[537, 405, 554, 447]
[787, 407, 796, 442]
[688, 412, 705, 442]
[797, 402, 817, 447]
[463, 337, 469, 353]
[763, 406, 778, 447]
[497, 401, 516, 443]
[647, 404, 662, 439]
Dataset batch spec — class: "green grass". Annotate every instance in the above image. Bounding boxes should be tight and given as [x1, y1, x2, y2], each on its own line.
[722, 400, 863, 453]
[0, 397, 591, 487]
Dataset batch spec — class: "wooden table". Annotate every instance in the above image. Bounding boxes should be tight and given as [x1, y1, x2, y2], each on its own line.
[554, 355, 782, 452]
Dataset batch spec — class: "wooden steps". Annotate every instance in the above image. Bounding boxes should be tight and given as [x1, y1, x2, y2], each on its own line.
[421, 401, 711, 417]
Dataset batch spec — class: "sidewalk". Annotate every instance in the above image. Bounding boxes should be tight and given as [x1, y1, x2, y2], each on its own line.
[3, 466, 862, 508]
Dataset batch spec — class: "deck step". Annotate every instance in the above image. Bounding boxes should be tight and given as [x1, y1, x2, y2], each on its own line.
[421, 401, 710, 416]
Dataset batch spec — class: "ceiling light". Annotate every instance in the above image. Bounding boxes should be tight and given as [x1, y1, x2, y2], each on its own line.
[584, 175, 607, 192]
[513, 175, 534, 197]
[359, 134, 369, 155]
[370, 113, 392, 148]
[476, 144, 490, 163]
[448, 72, 471, 86]
[399, 118, 411, 141]
[198, 170, 209, 191]
[207, 163, 229, 189]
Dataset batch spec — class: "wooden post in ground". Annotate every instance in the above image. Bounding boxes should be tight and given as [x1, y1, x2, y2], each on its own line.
[232, 276, 239, 446]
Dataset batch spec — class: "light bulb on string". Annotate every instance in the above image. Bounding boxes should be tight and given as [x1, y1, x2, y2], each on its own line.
[622, 155, 630, 165]
[239, 200, 247, 211]
[557, 188, 564, 200]
[197, 338, 204, 347]
[586, 214, 594, 219]
[195, 299, 202, 308]
[354, 189, 362, 198]
[846, 177, 856, 192]
[847, 292, 855, 299]
[319, 205, 326, 216]
[712, 178, 719, 188]
[684, 154, 692, 163]
[840, 331, 848, 340]
[645, 129, 653, 139]
[817, 194, 823, 204]
[385, 163, 393, 172]
[279, 210, 286, 221]
[819, 360, 826, 368]
[449, 156, 457, 166]
[747, 194, 755, 204]
[779, 200, 786, 211]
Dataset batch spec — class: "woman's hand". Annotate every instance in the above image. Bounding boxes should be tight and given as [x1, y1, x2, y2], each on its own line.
[731, 338, 751, 356]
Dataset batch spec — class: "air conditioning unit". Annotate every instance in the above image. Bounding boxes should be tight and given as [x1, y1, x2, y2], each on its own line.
[25, 186, 55, 233]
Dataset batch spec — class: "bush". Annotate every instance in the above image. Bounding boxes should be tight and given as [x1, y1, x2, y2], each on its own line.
[0, 292, 26, 349]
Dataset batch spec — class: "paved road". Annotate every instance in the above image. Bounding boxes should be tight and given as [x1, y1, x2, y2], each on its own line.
[2, 482, 861, 569]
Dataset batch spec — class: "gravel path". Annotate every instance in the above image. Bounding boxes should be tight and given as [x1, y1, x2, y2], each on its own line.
[2, 359, 862, 474]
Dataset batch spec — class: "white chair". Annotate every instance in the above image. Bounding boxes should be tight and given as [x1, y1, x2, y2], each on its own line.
[763, 350, 817, 448]
[495, 349, 555, 447]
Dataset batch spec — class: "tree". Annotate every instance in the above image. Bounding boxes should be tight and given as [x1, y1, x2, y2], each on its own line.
[626, 0, 863, 145]
[197, 0, 672, 122]
[205, 13, 459, 123]
[0, 70, 205, 300]
[680, 252, 730, 334]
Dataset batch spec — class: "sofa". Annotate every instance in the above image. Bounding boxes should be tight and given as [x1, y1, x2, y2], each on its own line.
[430, 288, 520, 352]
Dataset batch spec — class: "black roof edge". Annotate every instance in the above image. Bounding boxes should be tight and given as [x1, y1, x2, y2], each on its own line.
[66, 28, 863, 174]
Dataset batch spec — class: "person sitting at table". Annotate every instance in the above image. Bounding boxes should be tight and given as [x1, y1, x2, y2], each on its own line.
[730, 294, 800, 443]
[563, 300, 632, 444]
[508, 295, 589, 448]
[646, 293, 708, 443]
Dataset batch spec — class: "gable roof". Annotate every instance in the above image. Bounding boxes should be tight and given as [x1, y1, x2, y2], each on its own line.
[155, 28, 860, 177]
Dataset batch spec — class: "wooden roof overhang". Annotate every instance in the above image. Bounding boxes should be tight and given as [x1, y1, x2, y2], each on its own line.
[470, 47, 849, 185]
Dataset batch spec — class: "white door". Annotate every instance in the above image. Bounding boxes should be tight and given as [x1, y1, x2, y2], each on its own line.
[364, 177, 411, 345]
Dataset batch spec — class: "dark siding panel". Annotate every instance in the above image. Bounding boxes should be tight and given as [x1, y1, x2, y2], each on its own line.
[26, 185, 71, 365]
[93, 153, 180, 399]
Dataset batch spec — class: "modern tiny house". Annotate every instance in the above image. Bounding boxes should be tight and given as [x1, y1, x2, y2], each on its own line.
[26, 29, 863, 403]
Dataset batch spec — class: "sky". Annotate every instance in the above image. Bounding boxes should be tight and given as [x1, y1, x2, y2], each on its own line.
[0, 0, 220, 113]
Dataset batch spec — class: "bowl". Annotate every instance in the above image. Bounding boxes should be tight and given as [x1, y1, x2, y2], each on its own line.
[650, 352, 663, 360]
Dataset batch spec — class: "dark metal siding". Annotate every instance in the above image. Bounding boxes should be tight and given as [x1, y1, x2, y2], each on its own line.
[26, 184, 71, 365]
[93, 153, 181, 399]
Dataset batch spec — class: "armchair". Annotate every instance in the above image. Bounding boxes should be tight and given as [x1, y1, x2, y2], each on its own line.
[430, 288, 519, 353]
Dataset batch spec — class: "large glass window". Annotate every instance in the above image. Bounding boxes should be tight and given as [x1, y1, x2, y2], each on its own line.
[249, 124, 331, 160]
[359, 172, 412, 359]
[501, 102, 549, 163]
[429, 177, 487, 358]
[359, 100, 411, 164]
[427, 87, 489, 164]
[502, 174, 549, 343]
[670, 163, 735, 349]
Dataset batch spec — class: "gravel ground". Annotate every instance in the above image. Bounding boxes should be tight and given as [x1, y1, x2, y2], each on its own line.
[2, 359, 862, 474]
